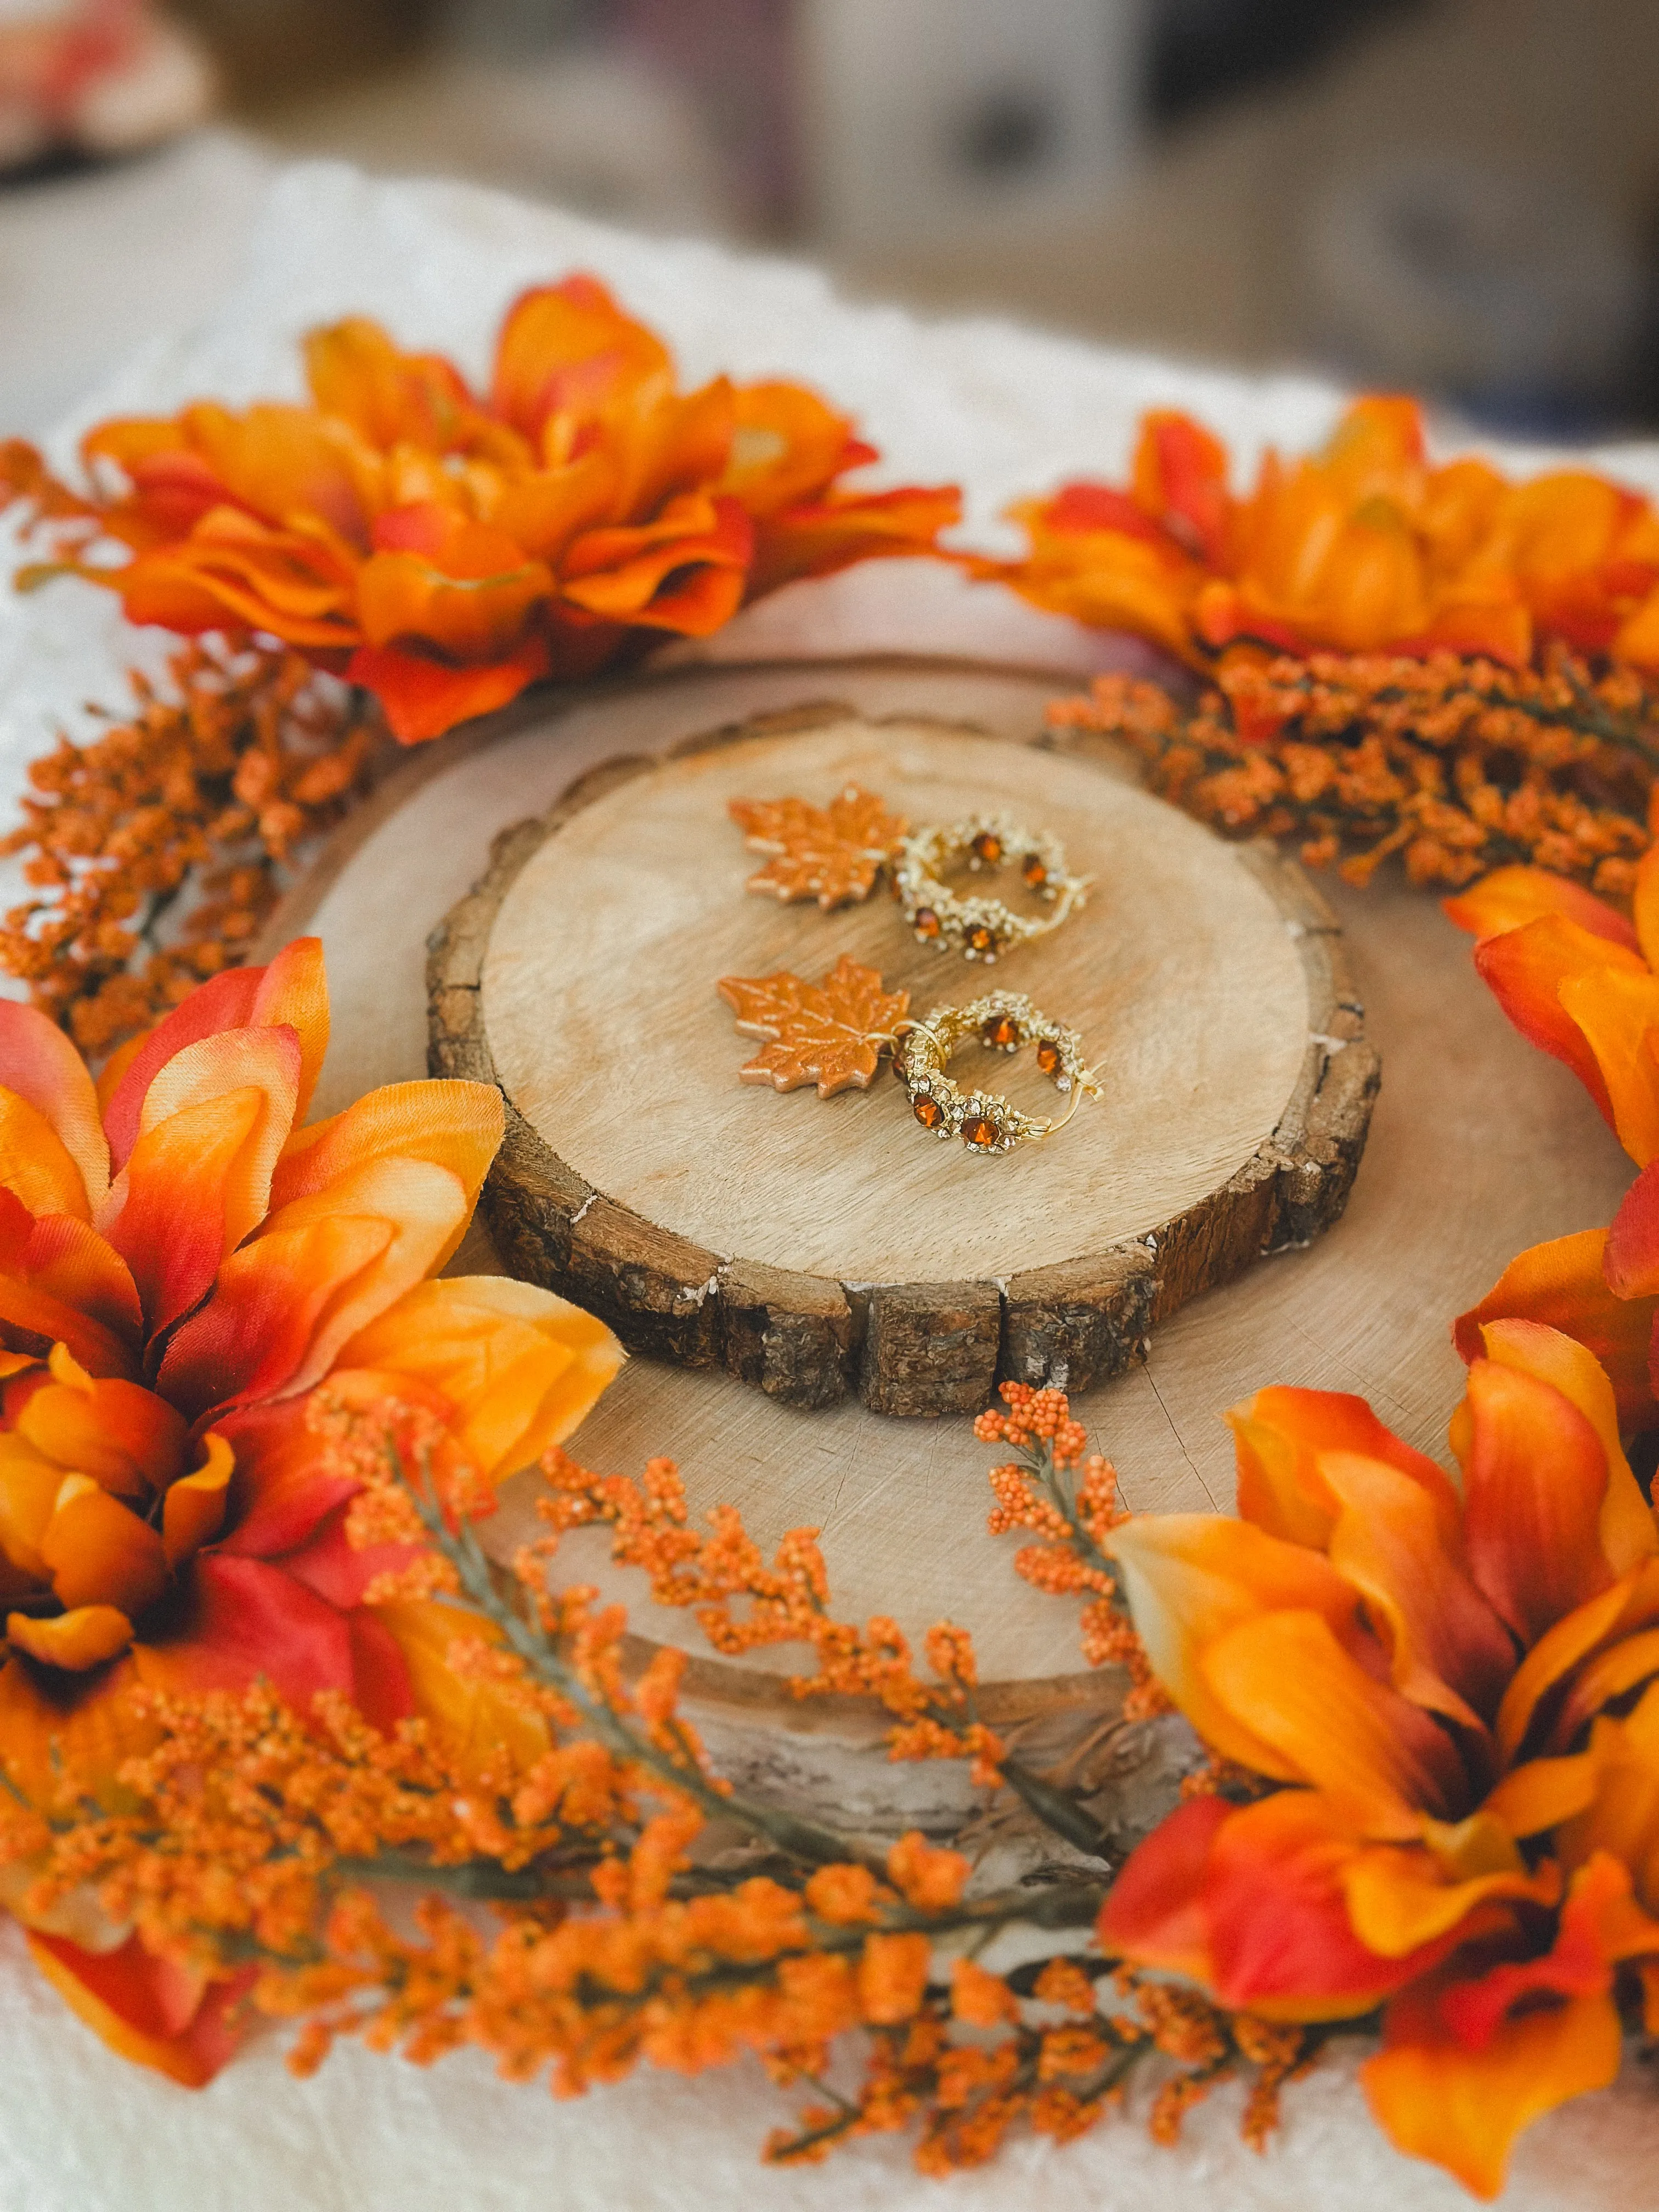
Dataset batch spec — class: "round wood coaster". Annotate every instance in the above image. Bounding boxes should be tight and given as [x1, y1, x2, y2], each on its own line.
[428, 706, 1376, 1417]
[265, 654, 1637, 1826]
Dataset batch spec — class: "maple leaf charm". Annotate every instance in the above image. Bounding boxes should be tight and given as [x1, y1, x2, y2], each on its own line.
[718, 955, 911, 1097]
[729, 783, 909, 908]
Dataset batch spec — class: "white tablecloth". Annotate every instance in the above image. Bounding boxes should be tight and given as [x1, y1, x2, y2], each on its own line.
[0, 152, 1655, 2212]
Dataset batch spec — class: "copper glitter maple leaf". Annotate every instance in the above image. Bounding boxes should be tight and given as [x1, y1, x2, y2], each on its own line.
[729, 783, 909, 908]
[718, 955, 911, 1096]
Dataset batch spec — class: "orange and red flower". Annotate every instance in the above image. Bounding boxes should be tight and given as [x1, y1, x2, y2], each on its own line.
[1101, 1329, 1659, 2198]
[1445, 856, 1659, 1431]
[0, 935, 621, 2074]
[994, 396, 1659, 676]
[1, 276, 960, 744]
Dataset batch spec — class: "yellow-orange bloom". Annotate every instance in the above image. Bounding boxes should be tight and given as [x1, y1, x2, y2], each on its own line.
[1101, 1327, 1659, 2199]
[0, 936, 620, 1780]
[994, 397, 1659, 675]
[1, 276, 960, 744]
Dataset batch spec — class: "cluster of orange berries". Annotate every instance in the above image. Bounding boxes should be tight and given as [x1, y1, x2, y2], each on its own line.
[530, 1444, 1000, 1769]
[974, 1382, 1165, 1707]
[973, 1380, 1091, 1465]
[0, 640, 377, 1055]
[770, 1942, 1311, 2173]
[1052, 648, 1658, 899]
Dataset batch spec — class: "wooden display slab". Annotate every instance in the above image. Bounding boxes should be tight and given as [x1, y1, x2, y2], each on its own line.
[264, 653, 1637, 1824]
[428, 707, 1377, 1417]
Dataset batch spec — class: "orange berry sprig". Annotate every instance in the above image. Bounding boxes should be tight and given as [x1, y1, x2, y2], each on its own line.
[530, 1441, 1007, 1784]
[766, 1952, 1321, 2170]
[340, 1387, 1128, 1887]
[1051, 648, 1658, 900]
[529, 1434, 1132, 1849]
[326, 1389, 876, 1877]
[0, 1681, 1101, 2095]
[0, 1677, 1311, 2170]
[0, 639, 379, 1056]
[975, 1382, 1170, 1723]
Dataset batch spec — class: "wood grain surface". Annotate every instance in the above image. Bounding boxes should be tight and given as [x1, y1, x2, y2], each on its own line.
[268, 657, 1635, 1803]
[433, 706, 1375, 1413]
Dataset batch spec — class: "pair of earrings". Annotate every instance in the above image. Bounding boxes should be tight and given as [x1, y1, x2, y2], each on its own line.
[716, 785, 1101, 1158]
[729, 783, 1090, 962]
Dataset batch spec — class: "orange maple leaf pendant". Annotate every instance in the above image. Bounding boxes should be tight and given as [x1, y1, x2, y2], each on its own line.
[718, 956, 911, 1097]
[728, 784, 909, 909]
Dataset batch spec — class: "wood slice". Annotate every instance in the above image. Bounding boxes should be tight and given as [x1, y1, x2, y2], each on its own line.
[429, 708, 1376, 1417]
[266, 654, 1636, 1825]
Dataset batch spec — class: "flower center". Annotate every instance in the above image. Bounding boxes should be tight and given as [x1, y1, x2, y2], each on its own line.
[0, 1343, 232, 1673]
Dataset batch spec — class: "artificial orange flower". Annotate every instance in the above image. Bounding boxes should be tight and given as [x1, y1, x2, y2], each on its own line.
[1444, 855, 1659, 1430]
[0, 277, 960, 744]
[0, 935, 621, 2073]
[1100, 1327, 1659, 2198]
[994, 396, 1659, 675]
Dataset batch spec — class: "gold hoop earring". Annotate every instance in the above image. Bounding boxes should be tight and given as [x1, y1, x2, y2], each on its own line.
[895, 814, 1090, 962]
[896, 990, 1100, 1153]
[716, 968, 1099, 1159]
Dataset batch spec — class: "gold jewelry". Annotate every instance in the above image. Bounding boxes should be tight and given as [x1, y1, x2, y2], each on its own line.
[895, 990, 1100, 1153]
[895, 813, 1089, 962]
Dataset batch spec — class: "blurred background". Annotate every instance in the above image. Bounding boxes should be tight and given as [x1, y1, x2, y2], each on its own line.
[3, 0, 1659, 437]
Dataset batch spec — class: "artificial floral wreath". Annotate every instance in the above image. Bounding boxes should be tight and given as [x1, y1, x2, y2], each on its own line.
[2, 282, 1659, 2203]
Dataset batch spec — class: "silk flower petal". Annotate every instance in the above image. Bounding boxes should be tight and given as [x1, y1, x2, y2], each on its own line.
[154, 1212, 394, 1423]
[101, 938, 328, 1171]
[337, 1274, 623, 1483]
[1472, 915, 1647, 1130]
[0, 1000, 109, 1204]
[1461, 1359, 1618, 1645]
[270, 1078, 501, 1263]
[1476, 1319, 1657, 1576]
[237, 1154, 472, 1399]
[99, 1027, 302, 1339]
[1454, 1228, 1659, 1431]
[1200, 1610, 1468, 1826]
[1106, 1514, 1381, 1780]
[1227, 1383, 1458, 1550]
[1320, 1449, 1514, 1725]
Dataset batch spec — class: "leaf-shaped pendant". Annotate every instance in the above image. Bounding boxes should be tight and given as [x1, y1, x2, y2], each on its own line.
[728, 783, 908, 909]
[718, 956, 911, 1096]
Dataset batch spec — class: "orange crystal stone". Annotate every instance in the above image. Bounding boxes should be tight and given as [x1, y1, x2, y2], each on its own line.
[966, 924, 996, 954]
[913, 1093, 944, 1130]
[962, 1114, 1000, 1149]
[970, 830, 1003, 864]
[981, 1014, 1019, 1049]
[1023, 855, 1049, 890]
[1035, 1037, 1063, 1076]
[914, 906, 941, 939]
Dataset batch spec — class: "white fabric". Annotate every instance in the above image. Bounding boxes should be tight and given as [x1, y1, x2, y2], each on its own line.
[1, 157, 1657, 2209]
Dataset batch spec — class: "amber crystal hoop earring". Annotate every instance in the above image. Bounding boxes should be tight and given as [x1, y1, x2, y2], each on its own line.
[895, 812, 1090, 962]
[895, 990, 1101, 1153]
